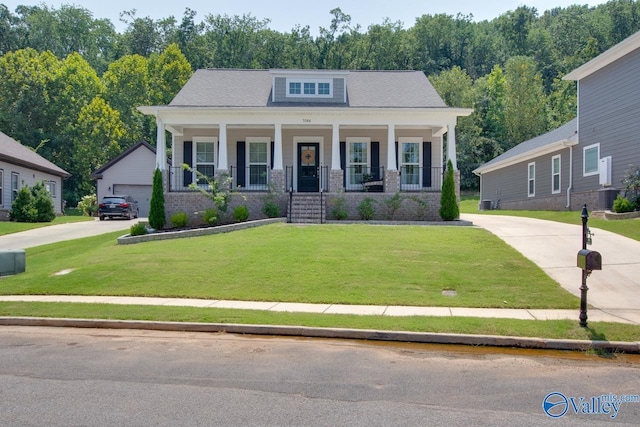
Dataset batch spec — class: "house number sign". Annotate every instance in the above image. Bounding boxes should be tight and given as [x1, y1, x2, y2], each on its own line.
[302, 119, 312, 123]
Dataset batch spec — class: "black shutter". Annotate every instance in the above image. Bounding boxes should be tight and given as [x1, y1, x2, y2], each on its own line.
[237, 141, 246, 187]
[340, 141, 346, 188]
[270, 141, 275, 169]
[423, 141, 432, 187]
[183, 141, 192, 186]
[371, 142, 380, 180]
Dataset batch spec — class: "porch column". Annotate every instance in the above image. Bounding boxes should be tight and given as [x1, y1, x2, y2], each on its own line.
[447, 124, 457, 170]
[331, 123, 340, 170]
[155, 117, 167, 170]
[273, 123, 283, 170]
[387, 124, 396, 170]
[218, 123, 228, 171]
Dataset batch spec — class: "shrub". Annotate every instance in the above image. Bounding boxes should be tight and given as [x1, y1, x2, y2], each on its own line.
[383, 193, 403, 220]
[439, 160, 459, 221]
[77, 194, 97, 216]
[130, 222, 148, 236]
[329, 194, 348, 220]
[32, 182, 56, 222]
[613, 195, 634, 213]
[233, 205, 250, 222]
[263, 201, 280, 218]
[408, 195, 429, 220]
[203, 208, 218, 225]
[149, 168, 166, 229]
[170, 211, 188, 227]
[357, 197, 376, 220]
[10, 182, 55, 223]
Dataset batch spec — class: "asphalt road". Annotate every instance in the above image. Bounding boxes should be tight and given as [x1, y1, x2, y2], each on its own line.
[1, 326, 639, 426]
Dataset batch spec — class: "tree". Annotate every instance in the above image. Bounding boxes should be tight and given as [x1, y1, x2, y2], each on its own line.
[148, 168, 166, 229]
[439, 160, 459, 221]
[148, 43, 193, 105]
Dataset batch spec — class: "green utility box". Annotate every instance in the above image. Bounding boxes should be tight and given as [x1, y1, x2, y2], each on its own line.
[0, 249, 26, 276]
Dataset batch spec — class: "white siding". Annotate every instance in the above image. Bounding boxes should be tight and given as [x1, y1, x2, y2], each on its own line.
[0, 160, 65, 215]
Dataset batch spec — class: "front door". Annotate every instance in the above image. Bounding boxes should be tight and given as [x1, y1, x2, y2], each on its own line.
[298, 143, 320, 192]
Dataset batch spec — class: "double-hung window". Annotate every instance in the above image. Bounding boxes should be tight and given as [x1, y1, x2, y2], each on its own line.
[194, 138, 216, 188]
[247, 138, 269, 190]
[0, 169, 3, 206]
[528, 162, 535, 197]
[50, 180, 56, 198]
[583, 143, 599, 176]
[11, 172, 19, 202]
[399, 138, 422, 189]
[347, 138, 370, 189]
[552, 155, 561, 194]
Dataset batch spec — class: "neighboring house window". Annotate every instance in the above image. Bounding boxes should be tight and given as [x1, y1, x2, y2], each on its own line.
[50, 180, 56, 198]
[583, 143, 600, 176]
[400, 138, 421, 188]
[287, 79, 332, 97]
[347, 138, 370, 189]
[552, 155, 561, 194]
[528, 162, 535, 197]
[45, 181, 51, 193]
[248, 139, 269, 189]
[11, 172, 19, 202]
[0, 169, 3, 206]
[195, 138, 216, 187]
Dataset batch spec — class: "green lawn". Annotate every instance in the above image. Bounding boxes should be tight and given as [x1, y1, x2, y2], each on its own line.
[0, 214, 93, 236]
[460, 195, 640, 242]
[0, 223, 578, 309]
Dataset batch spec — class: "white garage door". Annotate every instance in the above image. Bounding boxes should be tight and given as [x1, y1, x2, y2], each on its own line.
[113, 185, 153, 217]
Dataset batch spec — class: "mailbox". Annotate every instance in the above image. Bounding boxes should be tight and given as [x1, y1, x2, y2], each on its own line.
[577, 249, 602, 271]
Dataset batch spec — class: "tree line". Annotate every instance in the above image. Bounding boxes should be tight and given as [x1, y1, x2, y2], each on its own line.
[1, 1, 639, 202]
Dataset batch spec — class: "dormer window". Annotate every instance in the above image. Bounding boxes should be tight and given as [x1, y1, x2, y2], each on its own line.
[287, 78, 332, 98]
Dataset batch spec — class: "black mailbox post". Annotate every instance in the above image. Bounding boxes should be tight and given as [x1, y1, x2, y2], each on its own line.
[577, 205, 602, 327]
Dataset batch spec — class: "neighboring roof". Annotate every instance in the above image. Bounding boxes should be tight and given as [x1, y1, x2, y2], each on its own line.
[0, 130, 70, 177]
[91, 140, 162, 179]
[473, 118, 578, 175]
[564, 30, 640, 81]
[168, 69, 447, 108]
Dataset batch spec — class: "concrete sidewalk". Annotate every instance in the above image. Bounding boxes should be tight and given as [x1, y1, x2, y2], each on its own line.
[1, 295, 639, 324]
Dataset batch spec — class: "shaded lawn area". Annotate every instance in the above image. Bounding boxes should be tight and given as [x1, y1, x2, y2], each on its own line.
[0, 214, 93, 236]
[460, 196, 640, 242]
[0, 223, 578, 309]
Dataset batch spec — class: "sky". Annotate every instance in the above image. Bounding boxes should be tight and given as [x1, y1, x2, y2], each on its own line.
[2, 0, 610, 33]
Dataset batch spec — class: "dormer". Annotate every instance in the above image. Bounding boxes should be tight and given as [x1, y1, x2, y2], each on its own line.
[270, 69, 349, 104]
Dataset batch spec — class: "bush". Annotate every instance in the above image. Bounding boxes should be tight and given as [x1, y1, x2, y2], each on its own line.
[263, 201, 280, 218]
[170, 211, 188, 227]
[129, 222, 148, 236]
[357, 197, 376, 220]
[233, 205, 250, 222]
[383, 193, 403, 220]
[149, 168, 166, 229]
[613, 195, 634, 213]
[329, 195, 348, 220]
[77, 194, 97, 216]
[32, 182, 56, 222]
[439, 160, 459, 221]
[9, 182, 55, 223]
[203, 208, 218, 225]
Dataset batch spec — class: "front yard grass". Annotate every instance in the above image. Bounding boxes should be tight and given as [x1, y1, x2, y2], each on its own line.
[0, 214, 93, 236]
[0, 223, 577, 309]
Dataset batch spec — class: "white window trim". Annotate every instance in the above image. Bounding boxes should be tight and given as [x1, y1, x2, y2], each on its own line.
[346, 137, 371, 189]
[50, 180, 57, 198]
[193, 136, 217, 187]
[11, 172, 19, 202]
[246, 137, 271, 190]
[0, 169, 3, 207]
[583, 143, 600, 177]
[528, 162, 535, 197]
[286, 78, 333, 98]
[551, 155, 561, 194]
[399, 137, 423, 187]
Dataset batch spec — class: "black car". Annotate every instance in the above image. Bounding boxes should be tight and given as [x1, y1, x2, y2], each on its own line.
[98, 195, 139, 220]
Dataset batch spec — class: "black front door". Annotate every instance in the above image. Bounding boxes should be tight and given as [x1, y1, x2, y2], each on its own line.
[298, 143, 320, 192]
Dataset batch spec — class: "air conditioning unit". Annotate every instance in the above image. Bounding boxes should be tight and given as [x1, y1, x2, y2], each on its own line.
[599, 156, 612, 186]
[0, 249, 26, 276]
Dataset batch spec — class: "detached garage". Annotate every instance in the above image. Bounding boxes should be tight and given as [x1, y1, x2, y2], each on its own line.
[91, 141, 161, 217]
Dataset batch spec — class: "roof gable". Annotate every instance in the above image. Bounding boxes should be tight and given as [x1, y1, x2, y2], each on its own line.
[91, 140, 159, 178]
[0, 130, 70, 177]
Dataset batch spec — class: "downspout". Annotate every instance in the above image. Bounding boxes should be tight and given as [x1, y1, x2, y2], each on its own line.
[566, 145, 573, 209]
[478, 172, 483, 210]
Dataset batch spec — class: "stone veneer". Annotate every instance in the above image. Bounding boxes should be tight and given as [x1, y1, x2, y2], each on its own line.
[325, 192, 443, 221]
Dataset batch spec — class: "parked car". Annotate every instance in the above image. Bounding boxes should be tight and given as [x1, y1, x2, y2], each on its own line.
[98, 195, 139, 220]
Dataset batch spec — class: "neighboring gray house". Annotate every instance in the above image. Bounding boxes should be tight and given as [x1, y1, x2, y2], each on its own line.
[0, 130, 70, 220]
[91, 140, 161, 217]
[474, 30, 640, 211]
[139, 69, 471, 223]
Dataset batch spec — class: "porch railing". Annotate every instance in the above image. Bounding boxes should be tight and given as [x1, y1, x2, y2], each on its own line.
[344, 166, 385, 192]
[230, 166, 271, 191]
[168, 166, 215, 192]
[399, 166, 443, 192]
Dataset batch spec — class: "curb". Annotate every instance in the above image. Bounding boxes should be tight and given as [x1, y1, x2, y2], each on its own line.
[2, 317, 639, 354]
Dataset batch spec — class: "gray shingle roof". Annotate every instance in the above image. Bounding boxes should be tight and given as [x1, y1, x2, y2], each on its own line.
[475, 118, 578, 173]
[0, 130, 70, 177]
[169, 69, 447, 108]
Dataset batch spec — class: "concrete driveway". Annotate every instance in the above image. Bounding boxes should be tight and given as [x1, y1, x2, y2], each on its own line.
[0, 218, 143, 250]
[462, 213, 640, 312]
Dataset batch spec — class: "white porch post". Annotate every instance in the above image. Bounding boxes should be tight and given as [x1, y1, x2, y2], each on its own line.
[155, 117, 166, 170]
[331, 123, 340, 170]
[387, 124, 396, 170]
[447, 124, 458, 170]
[218, 123, 228, 170]
[273, 123, 283, 170]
